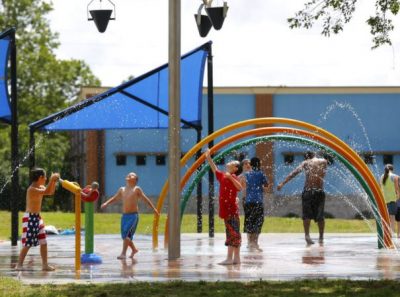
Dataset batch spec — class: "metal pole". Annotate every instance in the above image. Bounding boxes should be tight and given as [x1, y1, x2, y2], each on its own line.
[207, 44, 215, 238]
[196, 128, 202, 233]
[10, 29, 19, 246]
[168, 0, 181, 260]
[29, 128, 35, 169]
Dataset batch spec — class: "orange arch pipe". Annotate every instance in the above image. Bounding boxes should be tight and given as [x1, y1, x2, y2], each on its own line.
[153, 118, 391, 248]
[160, 127, 392, 248]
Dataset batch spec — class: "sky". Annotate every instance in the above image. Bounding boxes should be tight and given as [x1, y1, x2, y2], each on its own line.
[48, 0, 400, 87]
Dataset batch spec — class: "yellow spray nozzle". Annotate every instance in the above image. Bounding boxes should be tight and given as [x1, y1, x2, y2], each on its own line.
[60, 179, 81, 194]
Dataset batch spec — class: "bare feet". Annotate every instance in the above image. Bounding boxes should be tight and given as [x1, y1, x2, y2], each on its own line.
[305, 235, 315, 245]
[129, 249, 139, 258]
[117, 255, 127, 260]
[42, 265, 55, 271]
[254, 245, 263, 252]
[218, 259, 234, 265]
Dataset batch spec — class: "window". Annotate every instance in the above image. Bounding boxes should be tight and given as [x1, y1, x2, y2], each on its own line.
[116, 155, 126, 166]
[136, 155, 146, 166]
[156, 155, 166, 166]
[383, 154, 393, 165]
[363, 153, 374, 165]
[283, 154, 294, 165]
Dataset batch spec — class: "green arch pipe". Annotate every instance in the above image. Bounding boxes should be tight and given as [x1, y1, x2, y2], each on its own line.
[180, 135, 384, 248]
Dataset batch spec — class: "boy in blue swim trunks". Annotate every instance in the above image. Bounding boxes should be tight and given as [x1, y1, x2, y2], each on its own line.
[101, 172, 159, 259]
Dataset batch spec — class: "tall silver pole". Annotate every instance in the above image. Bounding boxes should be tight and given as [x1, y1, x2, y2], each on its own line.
[168, 0, 181, 259]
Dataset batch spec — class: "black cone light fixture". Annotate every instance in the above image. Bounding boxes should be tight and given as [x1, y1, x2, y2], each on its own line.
[87, 0, 116, 33]
[194, 4, 213, 38]
[195, 1, 228, 37]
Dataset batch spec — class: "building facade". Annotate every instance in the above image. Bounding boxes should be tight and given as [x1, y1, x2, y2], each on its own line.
[76, 86, 400, 218]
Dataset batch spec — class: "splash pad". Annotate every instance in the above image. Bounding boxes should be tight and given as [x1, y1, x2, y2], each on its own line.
[153, 118, 393, 249]
[2, 233, 400, 283]
[2, 117, 396, 283]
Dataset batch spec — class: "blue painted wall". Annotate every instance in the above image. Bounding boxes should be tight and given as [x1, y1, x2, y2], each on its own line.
[273, 93, 400, 195]
[104, 93, 255, 197]
[104, 91, 400, 198]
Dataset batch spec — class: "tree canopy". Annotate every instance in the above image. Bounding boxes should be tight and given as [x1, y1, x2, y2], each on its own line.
[0, 0, 100, 210]
[288, 0, 400, 48]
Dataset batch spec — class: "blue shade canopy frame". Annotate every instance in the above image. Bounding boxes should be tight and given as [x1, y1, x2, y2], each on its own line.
[29, 41, 211, 131]
[0, 28, 19, 247]
[0, 29, 12, 123]
[28, 41, 214, 236]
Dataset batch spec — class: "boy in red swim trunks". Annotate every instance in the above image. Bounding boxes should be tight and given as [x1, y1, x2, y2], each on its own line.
[206, 149, 242, 265]
[15, 168, 60, 271]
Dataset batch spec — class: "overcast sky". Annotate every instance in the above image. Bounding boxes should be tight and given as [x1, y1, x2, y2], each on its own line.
[48, 0, 400, 87]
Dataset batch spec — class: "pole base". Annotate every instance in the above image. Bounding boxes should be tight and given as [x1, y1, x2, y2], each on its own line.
[81, 253, 102, 264]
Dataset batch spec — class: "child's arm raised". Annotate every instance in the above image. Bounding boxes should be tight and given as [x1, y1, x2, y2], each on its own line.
[205, 148, 217, 174]
[101, 187, 123, 209]
[42, 173, 60, 196]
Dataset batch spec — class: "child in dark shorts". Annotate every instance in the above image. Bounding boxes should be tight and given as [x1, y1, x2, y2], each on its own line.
[395, 200, 400, 222]
[206, 149, 242, 265]
[301, 188, 325, 222]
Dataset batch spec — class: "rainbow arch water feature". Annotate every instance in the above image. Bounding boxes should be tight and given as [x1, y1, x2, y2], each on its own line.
[152, 118, 393, 249]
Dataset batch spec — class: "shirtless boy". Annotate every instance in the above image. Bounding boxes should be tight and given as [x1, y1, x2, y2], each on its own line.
[277, 151, 328, 245]
[16, 168, 60, 271]
[101, 172, 159, 259]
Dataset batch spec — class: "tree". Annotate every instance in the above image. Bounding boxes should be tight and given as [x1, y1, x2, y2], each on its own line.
[288, 0, 400, 49]
[0, 0, 100, 210]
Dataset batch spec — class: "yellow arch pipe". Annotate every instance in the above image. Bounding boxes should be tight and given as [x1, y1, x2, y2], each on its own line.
[162, 127, 392, 248]
[153, 118, 391, 248]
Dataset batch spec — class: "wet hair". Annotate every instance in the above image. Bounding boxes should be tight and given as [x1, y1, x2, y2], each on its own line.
[130, 173, 138, 183]
[304, 151, 315, 160]
[229, 160, 240, 168]
[91, 181, 99, 189]
[382, 164, 394, 185]
[241, 158, 250, 166]
[30, 168, 46, 183]
[227, 160, 240, 175]
[250, 157, 261, 171]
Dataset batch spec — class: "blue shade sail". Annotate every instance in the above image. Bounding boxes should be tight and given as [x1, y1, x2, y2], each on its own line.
[0, 36, 11, 123]
[30, 42, 210, 131]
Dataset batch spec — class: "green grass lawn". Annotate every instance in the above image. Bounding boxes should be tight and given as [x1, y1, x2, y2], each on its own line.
[0, 211, 376, 241]
[1, 277, 400, 297]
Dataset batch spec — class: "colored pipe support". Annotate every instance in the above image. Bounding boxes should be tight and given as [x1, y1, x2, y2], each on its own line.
[152, 118, 391, 249]
[81, 200, 102, 264]
[60, 179, 82, 272]
[180, 135, 385, 248]
[153, 123, 392, 247]
[164, 128, 386, 247]
[85, 202, 94, 254]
